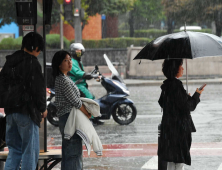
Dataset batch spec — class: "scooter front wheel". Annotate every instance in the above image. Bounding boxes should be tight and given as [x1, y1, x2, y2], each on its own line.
[112, 103, 137, 125]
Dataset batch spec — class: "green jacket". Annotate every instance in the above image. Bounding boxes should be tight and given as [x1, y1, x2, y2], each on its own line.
[70, 58, 86, 86]
[69, 58, 94, 99]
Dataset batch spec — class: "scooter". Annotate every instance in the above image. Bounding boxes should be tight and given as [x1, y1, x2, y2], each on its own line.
[47, 54, 137, 126]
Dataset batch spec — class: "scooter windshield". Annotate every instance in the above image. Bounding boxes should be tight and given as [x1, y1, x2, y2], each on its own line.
[103, 54, 125, 84]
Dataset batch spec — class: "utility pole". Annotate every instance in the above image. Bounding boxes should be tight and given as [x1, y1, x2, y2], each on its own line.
[74, 0, 82, 43]
[60, 4, 64, 49]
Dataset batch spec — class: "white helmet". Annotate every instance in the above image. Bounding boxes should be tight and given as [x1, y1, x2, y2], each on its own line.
[70, 43, 85, 56]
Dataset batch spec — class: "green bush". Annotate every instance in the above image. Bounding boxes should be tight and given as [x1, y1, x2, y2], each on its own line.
[46, 34, 70, 49]
[0, 37, 21, 50]
[119, 28, 213, 39]
[119, 29, 166, 39]
[1, 37, 15, 45]
[173, 29, 212, 33]
[135, 29, 166, 38]
[14, 36, 23, 46]
[82, 37, 151, 48]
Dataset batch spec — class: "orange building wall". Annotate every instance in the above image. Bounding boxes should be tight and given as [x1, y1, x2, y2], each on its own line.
[82, 14, 101, 40]
[50, 14, 101, 41]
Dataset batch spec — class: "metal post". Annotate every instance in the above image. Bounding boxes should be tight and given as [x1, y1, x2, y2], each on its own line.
[43, 0, 47, 169]
[74, 0, 82, 43]
[158, 124, 167, 170]
[60, 4, 64, 49]
[101, 14, 106, 38]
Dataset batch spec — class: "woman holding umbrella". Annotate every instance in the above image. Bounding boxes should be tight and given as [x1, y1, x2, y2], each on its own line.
[158, 59, 204, 170]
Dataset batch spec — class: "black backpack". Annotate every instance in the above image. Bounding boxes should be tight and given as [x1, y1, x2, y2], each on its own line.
[0, 57, 32, 109]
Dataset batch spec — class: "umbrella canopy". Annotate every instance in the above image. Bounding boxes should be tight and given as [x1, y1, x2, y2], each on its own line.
[134, 31, 222, 61]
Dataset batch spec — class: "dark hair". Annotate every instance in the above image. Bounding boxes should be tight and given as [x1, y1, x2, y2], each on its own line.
[52, 50, 71, 78]
[162, 59, 183, 79]
[21, 32, 44, 52]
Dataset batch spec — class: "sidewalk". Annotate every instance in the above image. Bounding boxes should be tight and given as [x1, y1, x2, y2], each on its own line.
[87, 78, 222, 87]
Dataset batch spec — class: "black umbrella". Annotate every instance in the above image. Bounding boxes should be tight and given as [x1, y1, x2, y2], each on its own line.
[134, 31, 222, 60]
[133, 31, 222, 92]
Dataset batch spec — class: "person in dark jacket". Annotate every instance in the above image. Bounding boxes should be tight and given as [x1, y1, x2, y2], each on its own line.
[158, 59, 204, 170]
[0, 32, 47, 170]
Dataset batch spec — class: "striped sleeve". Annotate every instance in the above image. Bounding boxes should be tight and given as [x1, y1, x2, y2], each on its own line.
[62, 79, 82, 109]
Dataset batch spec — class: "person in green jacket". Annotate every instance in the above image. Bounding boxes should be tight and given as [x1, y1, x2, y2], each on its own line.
[69, 43, 104, 125]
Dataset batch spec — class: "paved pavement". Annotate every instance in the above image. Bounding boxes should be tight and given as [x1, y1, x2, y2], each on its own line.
[44, 79, 222, 170]
[2, 78, 222, 169]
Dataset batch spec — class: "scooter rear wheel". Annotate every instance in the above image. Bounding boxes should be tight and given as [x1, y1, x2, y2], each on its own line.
[112, 103, 137, 125]
[47, 102, 59, 127]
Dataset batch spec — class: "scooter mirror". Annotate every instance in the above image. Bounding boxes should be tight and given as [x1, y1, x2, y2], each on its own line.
[95, 65, 99, 70]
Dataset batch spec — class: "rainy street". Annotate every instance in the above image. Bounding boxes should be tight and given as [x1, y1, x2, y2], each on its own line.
[1, 0, 222, 170]
[47, 82, 222, 170]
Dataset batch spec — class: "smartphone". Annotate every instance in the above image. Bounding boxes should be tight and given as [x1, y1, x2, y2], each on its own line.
[199, 84, 207, 90]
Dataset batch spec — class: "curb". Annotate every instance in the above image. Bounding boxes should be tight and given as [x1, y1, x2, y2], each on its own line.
[87, 78, 222, 87]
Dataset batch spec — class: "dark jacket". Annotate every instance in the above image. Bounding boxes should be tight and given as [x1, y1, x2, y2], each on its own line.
[158, 78, 200, 165]
[0, 50, 46, 127]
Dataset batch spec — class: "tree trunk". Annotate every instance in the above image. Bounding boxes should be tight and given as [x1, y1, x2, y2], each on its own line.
[167, 14, 173, 34]
[215, 12, 222, 37]
[215, 23, 222, 37]
[128, 11, 134, 37]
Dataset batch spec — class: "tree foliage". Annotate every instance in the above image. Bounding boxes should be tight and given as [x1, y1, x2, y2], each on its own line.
[162, 0, 222, 35]
[128, 0, 164, 37]
[0, 0, 17, 28]
[0, 0, 135, 29]
[83, 0, 135, 16]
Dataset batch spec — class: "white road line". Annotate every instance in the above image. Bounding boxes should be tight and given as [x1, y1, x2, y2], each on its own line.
[217, 163, 222, 170]
[141, 156, 158, 170]
[191, 148, 222, 150]
[83, 148, 143, 151]
[136, 114, 204, 118]
[136, 115, 161, 118]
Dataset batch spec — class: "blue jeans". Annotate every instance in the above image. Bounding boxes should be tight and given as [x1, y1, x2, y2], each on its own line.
[59, 113, 83, 170]
[4, 113, 39, 170]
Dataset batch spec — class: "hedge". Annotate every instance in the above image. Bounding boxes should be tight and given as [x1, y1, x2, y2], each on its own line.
[119, 28, 212, 39]
[0, 37, 21, 50]
[46, 34, 70, 49]
[0, 34, 70, 50]
[119, 29, 166, 38]
[70, 37, 151, 48]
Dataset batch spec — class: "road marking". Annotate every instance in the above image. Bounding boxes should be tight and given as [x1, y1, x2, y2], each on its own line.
[141, 156, 158, 170]
[136, 114, 205, 118]
[136, 115, 161, 118]
[83, 148, 143, 151]
[217, 163, 222, 170]
[192, 148, 222, 150]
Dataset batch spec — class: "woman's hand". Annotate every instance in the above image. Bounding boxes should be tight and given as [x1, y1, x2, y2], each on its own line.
[79, 104, 91, 119]
[196, 88, 204, 94]
[42, 109, 48, 118]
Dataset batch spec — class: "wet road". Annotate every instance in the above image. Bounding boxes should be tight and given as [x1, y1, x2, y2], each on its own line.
[47, 83, 222, 170]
